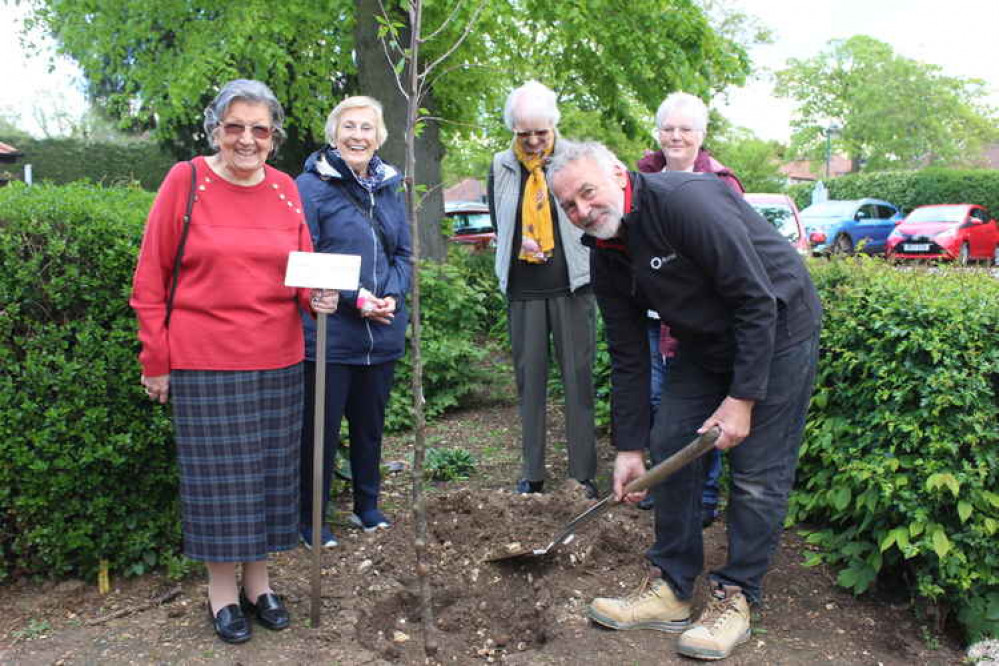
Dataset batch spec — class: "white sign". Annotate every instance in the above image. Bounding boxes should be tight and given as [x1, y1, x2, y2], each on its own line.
[284, 252, 361, 290]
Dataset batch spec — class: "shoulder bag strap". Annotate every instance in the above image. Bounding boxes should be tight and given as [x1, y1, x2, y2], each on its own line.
[333, 179, 394, 259]
[164, 161, 197, 328]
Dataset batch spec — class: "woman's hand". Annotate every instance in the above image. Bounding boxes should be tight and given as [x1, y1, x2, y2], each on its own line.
[142, 374, 170, 404]
[520, 238, 546, 262]
[359, 290, 396, 325]
[310, 289, 339, 315]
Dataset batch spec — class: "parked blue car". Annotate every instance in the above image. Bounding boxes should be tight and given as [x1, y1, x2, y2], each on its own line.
[800, 198, 903, 255]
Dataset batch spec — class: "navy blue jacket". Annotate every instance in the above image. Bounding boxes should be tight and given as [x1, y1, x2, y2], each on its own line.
[587, 171, 822, 451]
[297, 149, 412, 365]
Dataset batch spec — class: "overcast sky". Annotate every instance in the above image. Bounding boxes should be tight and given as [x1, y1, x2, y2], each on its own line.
[718, 0, 999, 140]
[2, 1, 998, 141]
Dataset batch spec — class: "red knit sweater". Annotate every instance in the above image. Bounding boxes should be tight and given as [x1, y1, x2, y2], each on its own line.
[131, 156, 313, 376]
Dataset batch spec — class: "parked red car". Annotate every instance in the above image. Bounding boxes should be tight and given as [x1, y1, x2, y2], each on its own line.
[885, 204, 999, 265]
[445, 201, 494, 250]
[744, 193, 809, 255]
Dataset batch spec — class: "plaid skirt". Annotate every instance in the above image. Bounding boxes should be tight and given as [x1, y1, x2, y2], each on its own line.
[171, 363, 303, 561]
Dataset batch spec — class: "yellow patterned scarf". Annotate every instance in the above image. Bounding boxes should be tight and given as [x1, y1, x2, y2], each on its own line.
[513, 139, 555, 263]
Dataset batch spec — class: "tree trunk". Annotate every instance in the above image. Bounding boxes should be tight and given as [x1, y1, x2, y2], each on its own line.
[354, 0, 447, 261]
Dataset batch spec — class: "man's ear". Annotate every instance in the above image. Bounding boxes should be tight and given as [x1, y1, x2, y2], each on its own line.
[611, 161, 628, 188]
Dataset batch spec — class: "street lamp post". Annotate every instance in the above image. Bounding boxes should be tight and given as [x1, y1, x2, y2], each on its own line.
[824, 122, 842, 179]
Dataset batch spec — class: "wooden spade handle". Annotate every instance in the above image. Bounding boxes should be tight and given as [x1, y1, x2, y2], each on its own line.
[622, 426, 721, 495]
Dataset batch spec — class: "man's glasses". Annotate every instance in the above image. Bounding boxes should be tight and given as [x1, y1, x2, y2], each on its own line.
[515, 129, 551, 139]
[658, 126, 701, 137]
[222, 122, 274, 140]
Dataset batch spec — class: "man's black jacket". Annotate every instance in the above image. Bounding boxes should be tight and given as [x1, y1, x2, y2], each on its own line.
[585, 171, 822, 452]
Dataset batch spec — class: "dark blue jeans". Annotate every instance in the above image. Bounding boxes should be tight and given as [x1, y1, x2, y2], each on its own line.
[300, 360, 396, 527]
[647, 329, 819, 603]
[648, 320, 719, 512]
[646, 320, 668, 419]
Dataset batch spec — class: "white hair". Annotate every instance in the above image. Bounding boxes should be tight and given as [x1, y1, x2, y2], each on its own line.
[654, 92, 709, 133]
[547, 139, 623, 181]
[324, 95, 389, 147]
[503, 80, 560, 130]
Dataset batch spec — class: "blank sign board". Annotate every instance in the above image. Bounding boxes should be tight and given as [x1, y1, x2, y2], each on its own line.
[285, 251, 362, 290]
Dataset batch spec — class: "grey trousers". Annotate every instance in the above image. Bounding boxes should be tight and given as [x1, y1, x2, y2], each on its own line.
[508, 291, 597, 483]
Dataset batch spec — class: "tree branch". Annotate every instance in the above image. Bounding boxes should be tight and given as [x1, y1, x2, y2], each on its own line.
[420, 0, 466, 43]
[419, 0, 486, 79]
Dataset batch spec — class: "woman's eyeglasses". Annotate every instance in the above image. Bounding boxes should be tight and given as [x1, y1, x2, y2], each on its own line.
[222, 122, 274, 140]
[515, 129, 551, 139]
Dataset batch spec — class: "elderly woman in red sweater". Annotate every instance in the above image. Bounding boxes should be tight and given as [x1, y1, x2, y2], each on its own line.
[131, 79, 337, 644]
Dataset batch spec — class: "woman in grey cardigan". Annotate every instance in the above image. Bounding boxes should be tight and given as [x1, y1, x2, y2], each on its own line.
[487, 80, 598, 498]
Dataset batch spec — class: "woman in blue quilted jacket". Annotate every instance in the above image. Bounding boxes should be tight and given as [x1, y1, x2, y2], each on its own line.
[295, 96, 412, 547]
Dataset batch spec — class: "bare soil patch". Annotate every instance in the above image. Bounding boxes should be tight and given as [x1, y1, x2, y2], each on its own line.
[0, 393, 965, 665]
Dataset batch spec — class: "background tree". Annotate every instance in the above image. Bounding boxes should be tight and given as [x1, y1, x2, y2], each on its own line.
[775, 35, 999, 171]
[711, 125, 787, 193]
[26, 0, 756, 257]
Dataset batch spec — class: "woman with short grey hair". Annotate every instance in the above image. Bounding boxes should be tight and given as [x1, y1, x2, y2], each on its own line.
[131, 78, 338, 644]
[296, 95, 412, 547]
[203, 79, 288, 154]
[489, 80, 598, 499]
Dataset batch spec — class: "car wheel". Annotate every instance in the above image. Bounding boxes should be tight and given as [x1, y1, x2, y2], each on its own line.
[833, 234, 854, 255]
[959, 242, 970, 266]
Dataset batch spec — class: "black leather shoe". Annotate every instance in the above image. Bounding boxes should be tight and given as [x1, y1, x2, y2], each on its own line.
[240, 589, 290, 631]
[208, 602, 252, 644]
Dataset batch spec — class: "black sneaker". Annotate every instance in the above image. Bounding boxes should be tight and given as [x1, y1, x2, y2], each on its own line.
[516, 479, 544, 494]
[579, 479, 599, 500]
[638, 495, 654, 510]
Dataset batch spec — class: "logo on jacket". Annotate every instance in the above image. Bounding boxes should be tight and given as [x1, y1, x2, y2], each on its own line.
[650, 254, 677, 270]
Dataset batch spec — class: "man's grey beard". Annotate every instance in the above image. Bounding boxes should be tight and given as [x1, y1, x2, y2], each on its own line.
[586, 205, 623, 240]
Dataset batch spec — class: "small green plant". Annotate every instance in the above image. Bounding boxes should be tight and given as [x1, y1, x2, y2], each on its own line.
[920, 625, 941, 650]
[425, 447, 476, 482]
[12, 618, 51, 640]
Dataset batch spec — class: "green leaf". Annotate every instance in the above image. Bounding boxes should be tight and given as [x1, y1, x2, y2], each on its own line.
[984, 518, 997, 535]
[957, 501, 972, 523]
[932, 530, 952, 559]
[926, 472, 960, 497]
[830, 486, 852, 511]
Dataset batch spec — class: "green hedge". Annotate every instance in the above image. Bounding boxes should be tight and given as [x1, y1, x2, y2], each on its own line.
[788, 168, 999, 217]
[0, 181, 181, 582]
[791, 257, 999, 641]
[0, 136, 176, 191]
[0, 183, 500, 581]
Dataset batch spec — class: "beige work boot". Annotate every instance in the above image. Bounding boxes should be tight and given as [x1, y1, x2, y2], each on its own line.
[676, 585, 751, 660]
[586, 575, 692, 633]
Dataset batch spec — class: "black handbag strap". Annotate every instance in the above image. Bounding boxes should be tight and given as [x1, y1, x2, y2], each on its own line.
[333, 179, 394, 259]
[164, 161, 197, 327]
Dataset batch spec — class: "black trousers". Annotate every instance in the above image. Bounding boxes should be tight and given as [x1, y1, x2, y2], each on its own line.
[299, 360, 396, 526]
